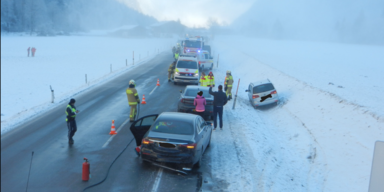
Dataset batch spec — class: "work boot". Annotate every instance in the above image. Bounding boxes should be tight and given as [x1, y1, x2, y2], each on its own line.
[69, 138, 74, 144]
[168, 79, 171, 82]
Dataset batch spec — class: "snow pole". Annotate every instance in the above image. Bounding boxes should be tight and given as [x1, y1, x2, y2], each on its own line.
[232, 79, 240, 110]
[126, 59, 127, 66]
[217, 54, 220, 68]
[50, 85, 55, 103]
[110, 64, 112, 73]
[133, 51, 134, 65]
[85, 74, 87, 84]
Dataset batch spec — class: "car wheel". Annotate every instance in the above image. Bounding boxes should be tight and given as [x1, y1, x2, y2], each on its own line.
[195, 149, 203, 168]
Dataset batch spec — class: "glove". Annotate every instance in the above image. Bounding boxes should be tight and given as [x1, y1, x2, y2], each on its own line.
[224, 86, 227, 91]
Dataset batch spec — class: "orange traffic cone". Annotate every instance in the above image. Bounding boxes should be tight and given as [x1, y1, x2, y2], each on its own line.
[109, 120, 117, 135]
[156, 79, 160, 86]
[141, 95, 147, 104]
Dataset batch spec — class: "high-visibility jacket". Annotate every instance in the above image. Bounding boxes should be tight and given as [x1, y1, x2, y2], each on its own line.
[225, 75, 234, 88]
[175, 53, 179, 60]
[207, 75, 215, 86]
[65, 104, 76, 122]
[168, 62, 176, 72]
[200, 75, 208, 87]
[126, 85, 140, 106]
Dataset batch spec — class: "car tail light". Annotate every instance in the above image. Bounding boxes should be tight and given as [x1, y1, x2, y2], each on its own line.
[180, 143, 196, 149]
[198, 61, 201, 65]
[271, 90, 277, 94]
[142, 138, 153, 145]
[252, 95, 259, 99]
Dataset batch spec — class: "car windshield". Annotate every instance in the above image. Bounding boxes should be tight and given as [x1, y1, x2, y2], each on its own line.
[184, 40, 201, 48]
[184, 89, 212, 98]
[151, 120, 194, 135]
[177, 60, 198, 69]
[253, 83, 275, 93]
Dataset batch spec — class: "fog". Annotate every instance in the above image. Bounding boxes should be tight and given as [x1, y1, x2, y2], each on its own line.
[229, 0, 384, 45]
[1, 0, 383, 45]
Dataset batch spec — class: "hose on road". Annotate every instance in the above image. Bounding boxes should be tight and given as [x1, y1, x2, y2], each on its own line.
[82, 138, 134, 191]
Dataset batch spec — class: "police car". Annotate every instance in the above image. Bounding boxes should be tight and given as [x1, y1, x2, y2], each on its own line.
[173, 55, 200, 85]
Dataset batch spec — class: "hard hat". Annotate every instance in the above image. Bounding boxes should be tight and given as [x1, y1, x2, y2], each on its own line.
[209, 71, 213, 75]
[129, 79, 135, 85]
[226, 70, 231, 74]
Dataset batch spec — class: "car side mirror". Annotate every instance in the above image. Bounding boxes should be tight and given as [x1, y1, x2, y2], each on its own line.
[245, 90, 249, 92]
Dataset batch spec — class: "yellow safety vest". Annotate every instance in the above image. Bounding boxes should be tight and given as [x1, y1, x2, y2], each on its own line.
[65, 104, 76, 121]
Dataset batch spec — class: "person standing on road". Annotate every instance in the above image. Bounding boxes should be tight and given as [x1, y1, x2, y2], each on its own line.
[199, 72, 208, 87]
[174, 52, 179, 60]
[225, 70, 234, 101]
[168, 61, 176, 82]
[209, 85, 227, 130]
[31, 47, 36, 57]
[206, 71, 215, 87]
[126, 80, 140, 122]
[194, 91, 206, 119]
[27, 47, 30, 57]
[172, 46, 176, 57]
[66, 98, 79, 144]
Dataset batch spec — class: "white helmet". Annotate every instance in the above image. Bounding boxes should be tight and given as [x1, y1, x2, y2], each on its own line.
[129, 79, 135, 85]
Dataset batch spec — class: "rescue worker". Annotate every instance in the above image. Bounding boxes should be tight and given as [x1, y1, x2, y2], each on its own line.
[174, 52, 179, 60]
[31, 47, 36, 57]
[168, 61, 176, 82]
[224, 70, 234, 100]
[207, 71, 215, 87]
[126, 80, 140, 122]
[176, 43, 181, 54]
[27, 47, 30, 57]
[66, 98, 79, 144]
[172, 46, 176, 57]
[199, 72, 208, 87]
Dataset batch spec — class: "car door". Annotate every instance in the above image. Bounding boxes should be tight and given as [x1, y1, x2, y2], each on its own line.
[130, 114, 158, 146]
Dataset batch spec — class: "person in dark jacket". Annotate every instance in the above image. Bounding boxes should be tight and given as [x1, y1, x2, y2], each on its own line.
[209, 85, 227, 130]
[66, 98, 79, 144]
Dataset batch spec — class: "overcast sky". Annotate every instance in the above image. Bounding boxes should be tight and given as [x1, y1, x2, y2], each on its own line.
[117, 0, 255, 28]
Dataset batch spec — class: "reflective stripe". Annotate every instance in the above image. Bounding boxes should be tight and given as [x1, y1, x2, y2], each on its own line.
[134, 93, 138, 96]
[129, 102, 138, 105]
[65, 105, 76, 121]
[127, 89, 133, 94]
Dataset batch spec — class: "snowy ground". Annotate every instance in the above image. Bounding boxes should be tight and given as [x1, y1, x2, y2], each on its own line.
[2, 34, 383, 191]
[1, 34, 174, 133]
[208, 36, 384, 191]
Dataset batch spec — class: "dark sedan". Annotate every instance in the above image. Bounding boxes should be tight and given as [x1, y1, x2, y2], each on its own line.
[131, 112, 212, 171]
[177, 86, 214, 120]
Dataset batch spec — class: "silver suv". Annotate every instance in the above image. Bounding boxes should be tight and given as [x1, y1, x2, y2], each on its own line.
[245, 79, 279, 108]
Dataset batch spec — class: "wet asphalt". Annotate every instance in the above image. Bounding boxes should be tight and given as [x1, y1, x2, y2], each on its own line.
[1, 52, 215, 192]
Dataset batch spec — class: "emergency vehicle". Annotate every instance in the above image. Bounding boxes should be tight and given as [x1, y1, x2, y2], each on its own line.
[173, 55, 200, 85]
[182, 36, 203, 55]
[196, 50, 213, 70]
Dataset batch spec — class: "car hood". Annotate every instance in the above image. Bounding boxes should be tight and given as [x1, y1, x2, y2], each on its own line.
[147, 131, 194, 143]
[176, 68, 199, 74]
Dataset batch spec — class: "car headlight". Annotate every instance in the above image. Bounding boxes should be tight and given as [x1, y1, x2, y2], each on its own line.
[175, 72, 180, 75]
[193, 73, 198, 77]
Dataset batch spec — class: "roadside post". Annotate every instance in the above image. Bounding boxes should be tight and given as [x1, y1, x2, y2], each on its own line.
[50, 85, 55, 103]
[85, 74, 87, 84]
[133, 51, 134, 65]
[110, 64, 112, 73]
[126, 59, 127, 66]
[217, 54, 219, 68]
[232, 79, 240, 109]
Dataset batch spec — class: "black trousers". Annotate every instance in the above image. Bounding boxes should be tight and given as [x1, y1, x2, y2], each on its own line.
[67, 120, 77, 140]
[213, 106, 223, 128]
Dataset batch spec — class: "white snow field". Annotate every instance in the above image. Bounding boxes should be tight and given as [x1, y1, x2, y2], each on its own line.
[1, 34, 383, 191]
[208, 36, 384, 191]
[1, 34, 174, 133]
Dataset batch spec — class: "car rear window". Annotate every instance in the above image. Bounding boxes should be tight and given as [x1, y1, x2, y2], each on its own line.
[185, 89, 212, 98]
[177, 60, 198, 69]
[184, 40, 201, 48]
[253, 83, 275, 93]
[151, 120, 194, 135]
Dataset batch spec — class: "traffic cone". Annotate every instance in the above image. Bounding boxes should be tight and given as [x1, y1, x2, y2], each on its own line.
[141, 95, 147, 104]
[109, 120, 117, 135]
[156, 79, 160, 86]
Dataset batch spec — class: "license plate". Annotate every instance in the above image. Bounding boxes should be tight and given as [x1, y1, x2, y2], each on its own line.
[192, 109, 196, 112]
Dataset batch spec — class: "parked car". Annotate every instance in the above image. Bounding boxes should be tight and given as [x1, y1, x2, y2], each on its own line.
[196, 50, 213, 70]
[177, 85, 214, 120]
[245, 79, 279, 108]
[132, 112, 212, 171]
[173, 55, 199, 85]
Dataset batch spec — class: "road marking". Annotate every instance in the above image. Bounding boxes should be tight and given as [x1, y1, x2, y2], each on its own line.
[151, 168, 163, 192]
[102, 118, 131, 148]
[149, 86, 158, 95]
